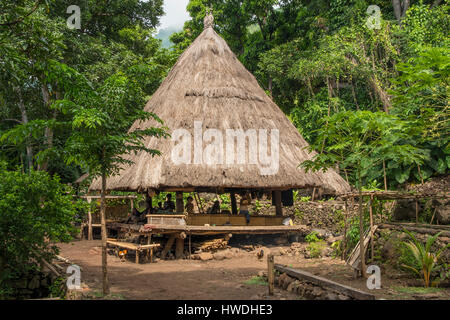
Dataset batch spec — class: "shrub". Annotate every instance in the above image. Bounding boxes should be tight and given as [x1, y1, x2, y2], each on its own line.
[401, 229, 450, 287]
[0, 164, 81, 298]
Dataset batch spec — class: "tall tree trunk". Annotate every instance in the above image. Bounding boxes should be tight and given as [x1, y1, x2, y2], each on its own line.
[392, 0, 410, 24]
[100, 170, 110, 295]
[39, 84, 58, 171]
[14, 87, 33, 171]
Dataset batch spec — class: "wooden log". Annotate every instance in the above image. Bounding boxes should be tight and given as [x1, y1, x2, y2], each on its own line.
[161, 235, 176, 259]
[274, 191, 283, 216]
[378, 223, 450, 238]
[275, 265, 375, 300]
[230, 192, 238, 215]
[267, 254, 274, 296]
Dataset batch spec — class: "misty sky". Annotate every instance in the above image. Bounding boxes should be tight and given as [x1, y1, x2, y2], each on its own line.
[158, 0, 190, 31]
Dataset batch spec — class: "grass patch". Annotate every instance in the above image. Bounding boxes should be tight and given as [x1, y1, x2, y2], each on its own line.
[244, 276, 268, 286]
[393, 286, 444, 295]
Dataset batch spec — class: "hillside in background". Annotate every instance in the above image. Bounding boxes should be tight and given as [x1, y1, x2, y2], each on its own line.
[156, 26, 182, 48]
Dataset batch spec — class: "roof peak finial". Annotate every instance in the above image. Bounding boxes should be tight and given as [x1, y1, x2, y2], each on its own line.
[204, 7, 214, 29]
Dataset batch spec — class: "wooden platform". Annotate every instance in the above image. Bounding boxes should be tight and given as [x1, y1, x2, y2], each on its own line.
[108, 222, 306, 235]
[107, 239, 160, 263]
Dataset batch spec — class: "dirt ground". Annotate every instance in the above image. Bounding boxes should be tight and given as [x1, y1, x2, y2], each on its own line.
[58, 240, 450, 300]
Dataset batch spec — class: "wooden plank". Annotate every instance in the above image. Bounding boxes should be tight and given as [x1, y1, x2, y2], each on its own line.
[275, 265, 375, 300]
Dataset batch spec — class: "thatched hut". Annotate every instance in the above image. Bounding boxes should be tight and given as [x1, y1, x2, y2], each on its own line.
[90, 13, 350, 219]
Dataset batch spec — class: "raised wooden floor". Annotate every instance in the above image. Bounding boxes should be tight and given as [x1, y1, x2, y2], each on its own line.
[108, 222, 307, 235]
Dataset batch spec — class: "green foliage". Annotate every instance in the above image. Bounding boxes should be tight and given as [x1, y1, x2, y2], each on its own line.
[401, 230, 450, 287]
[302, 110, 429, 188]
[0, 163, 81, 298]
[244, 276, 268, 286]
[305, 231, 321, 243]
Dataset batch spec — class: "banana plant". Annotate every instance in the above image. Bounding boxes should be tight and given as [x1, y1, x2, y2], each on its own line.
[402, 229, 450, 287]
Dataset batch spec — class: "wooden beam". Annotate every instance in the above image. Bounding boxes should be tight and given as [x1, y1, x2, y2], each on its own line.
[88, 207, 93, 241]
[274, 191, 283, 216]
[274, 265, 375, 300]
[230, 192, 238, 215]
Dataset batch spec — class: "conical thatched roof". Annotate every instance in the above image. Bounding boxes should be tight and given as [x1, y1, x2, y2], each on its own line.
[90, 22, 350, 194]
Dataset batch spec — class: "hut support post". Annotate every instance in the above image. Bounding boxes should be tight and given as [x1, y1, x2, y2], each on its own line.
[87, 197, 93, 241]
[230, 192, 238, 215]
[145, 193, 152, 212]
[274, 191, 283, 216]
[175, 232, 186, 259]
[161, 235, 176, 259]
[176, 192, 184, 214]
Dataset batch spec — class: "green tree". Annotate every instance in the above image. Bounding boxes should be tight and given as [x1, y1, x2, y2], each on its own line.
[58, 68, 168, 295]
[302, 110, 428, 276]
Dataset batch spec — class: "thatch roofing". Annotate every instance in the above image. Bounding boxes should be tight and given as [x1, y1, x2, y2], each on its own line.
[90, 22, 350, 194]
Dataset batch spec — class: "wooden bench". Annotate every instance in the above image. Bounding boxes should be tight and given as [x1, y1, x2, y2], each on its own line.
[107, 239, 160, 263]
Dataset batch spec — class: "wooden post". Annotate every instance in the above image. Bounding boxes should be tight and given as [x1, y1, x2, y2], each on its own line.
[230, 192, 238, 215]
[175, 232, 186, 259]
[415, 200, 419, 223]
[176, 192, 184, 214]
[311, 188, 316, 201]
[176, 238, 184, 259]
[145, 193, 152, 212]
[87, 197, 93, 241]
[343, 200, 348, 260]
[135, 249, 140, 264]
[161, 235, 176, 259]
[274, 191, 283, 216]
[189, 233, 192, 260]
[267, 253, 274, 295]
[369, 196, 374, 262]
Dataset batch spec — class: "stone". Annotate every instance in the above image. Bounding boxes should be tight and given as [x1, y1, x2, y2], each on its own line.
[213, 252, 227, 260]
[393, 199, 422, 221]
[435, 202, 450, 224]
[257, 271, 267, 278]
[198, 252, 214, 261]
[326, 292, 339, 300]
[28, 276, 41, 290]
[338, 294, 351, 300]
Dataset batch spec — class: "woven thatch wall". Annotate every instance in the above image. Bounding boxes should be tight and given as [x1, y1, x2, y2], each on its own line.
[90, 26, 350, 195]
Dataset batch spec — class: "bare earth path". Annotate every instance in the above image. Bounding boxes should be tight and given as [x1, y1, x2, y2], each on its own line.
[59, 240, 449, 300]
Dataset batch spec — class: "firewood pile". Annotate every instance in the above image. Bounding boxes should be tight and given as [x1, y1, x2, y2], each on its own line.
[192, 234, 231, 253]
